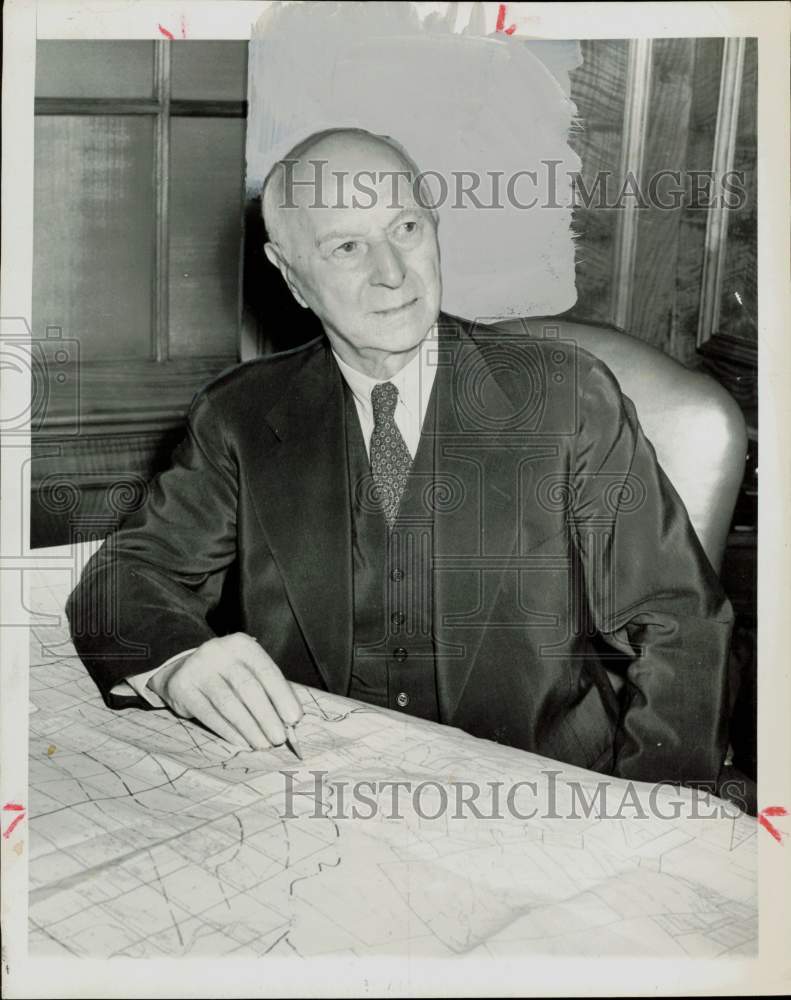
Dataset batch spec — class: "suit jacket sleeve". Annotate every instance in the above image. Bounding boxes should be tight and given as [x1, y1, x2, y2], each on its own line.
[572, 357, 734, 786]
[66, 391, 238, 708]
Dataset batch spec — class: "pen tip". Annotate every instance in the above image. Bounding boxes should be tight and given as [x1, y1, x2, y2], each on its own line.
[287, 725, 303, 761]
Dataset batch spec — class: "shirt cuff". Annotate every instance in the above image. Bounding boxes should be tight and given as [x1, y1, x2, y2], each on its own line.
[109, 648, 197, 708]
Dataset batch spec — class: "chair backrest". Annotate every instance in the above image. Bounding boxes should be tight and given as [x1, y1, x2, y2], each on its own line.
[494, 318, 747, 572]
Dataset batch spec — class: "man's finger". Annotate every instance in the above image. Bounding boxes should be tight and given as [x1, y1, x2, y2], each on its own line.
[225, 665, 288, 747]
[188, 690, 252, 750]
[237, 636, 303, 725]
[207, 674, 280, 750]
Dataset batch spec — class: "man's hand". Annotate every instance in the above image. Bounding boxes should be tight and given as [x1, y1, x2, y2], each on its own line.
[147, 633, 303, 750]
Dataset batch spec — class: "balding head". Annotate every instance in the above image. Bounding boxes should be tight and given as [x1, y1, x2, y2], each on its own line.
[261, 127, 442, 379]
[262, 128, 434, 255]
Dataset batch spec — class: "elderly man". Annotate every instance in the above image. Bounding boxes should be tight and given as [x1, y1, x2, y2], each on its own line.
[67, 127, 734, 789]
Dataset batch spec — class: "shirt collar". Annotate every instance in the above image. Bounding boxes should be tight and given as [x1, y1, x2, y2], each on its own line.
[332, 323, 438, 420]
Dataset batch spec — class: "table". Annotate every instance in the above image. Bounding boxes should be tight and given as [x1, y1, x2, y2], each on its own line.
[27, 565, 757, 959]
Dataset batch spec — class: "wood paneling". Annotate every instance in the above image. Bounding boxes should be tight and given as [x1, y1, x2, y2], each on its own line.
[673, 38, 724, 366]
[35, 98, 160, 115]
[567, 37, 755, 365]
[610, 37, 654, 331]
[31, 427, 187, 548]
[168, 118, 247, 358]
[34, 98, 247, 117]
[170, 41, 248, 100]
[33, 115, 156, 360]
[567, 39, 629, 325]
[30, 39, 759, 545]
[718, 38, 758, 343]
[31, 40, 249, 547]
[35, 41, 155, 98]
[170, 100, 248, 117]
[628, 38, 696, 350]
[35, 357, 235, 428]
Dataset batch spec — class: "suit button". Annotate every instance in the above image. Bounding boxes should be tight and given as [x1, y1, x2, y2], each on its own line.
[391, 612, 405, 626]
[393, 647, 408, 662]
[396, 691, 409, 708]
[391, 568, 404, 582]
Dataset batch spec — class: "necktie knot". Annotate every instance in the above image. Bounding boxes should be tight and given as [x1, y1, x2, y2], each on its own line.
[371, 381, 398, 422]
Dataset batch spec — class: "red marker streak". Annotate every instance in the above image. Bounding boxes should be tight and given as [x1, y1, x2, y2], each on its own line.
[3, 805, 25, 839]
[158, 24, 175, 40]
[496, 4, 517, 35]
[3, 813, 25, 839]
[758, 805, 788, 843]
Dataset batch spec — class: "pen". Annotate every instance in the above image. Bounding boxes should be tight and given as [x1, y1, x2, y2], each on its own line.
[285, 724, 303, 761]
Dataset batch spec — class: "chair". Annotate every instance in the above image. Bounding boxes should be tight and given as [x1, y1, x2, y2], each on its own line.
[495, 317, 748, 573]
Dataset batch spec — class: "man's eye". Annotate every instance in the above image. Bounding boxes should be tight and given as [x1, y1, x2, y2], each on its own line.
[334, 241, 359, 256]
[394, 220, 421, 241]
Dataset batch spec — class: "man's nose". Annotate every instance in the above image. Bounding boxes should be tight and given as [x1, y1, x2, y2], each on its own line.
[369, 240, 406, 288]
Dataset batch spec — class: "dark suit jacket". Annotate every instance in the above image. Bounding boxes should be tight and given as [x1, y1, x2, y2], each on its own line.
[67, 314, 734, 786]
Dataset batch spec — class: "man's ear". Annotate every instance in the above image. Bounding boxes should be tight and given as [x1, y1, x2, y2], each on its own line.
[263, 241, 309, 310]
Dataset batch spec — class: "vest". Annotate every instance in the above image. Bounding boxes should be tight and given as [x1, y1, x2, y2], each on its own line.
[344, 380, 440, 721]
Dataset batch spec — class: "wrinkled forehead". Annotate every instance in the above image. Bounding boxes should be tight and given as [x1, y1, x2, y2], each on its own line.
[264, 131, 439, 255]
[281, 141, 422, 213]
[273, 143, 432, 249]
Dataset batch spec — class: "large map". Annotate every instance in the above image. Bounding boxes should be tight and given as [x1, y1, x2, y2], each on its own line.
[27, 568, 757, 959]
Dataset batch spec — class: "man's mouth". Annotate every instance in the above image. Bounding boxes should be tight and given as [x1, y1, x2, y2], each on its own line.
[373, 298, 419, 317]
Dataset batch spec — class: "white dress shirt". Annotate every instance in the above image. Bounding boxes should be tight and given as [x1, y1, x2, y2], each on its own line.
[114, 324, 441, 707]
[332, 324, 440, 459]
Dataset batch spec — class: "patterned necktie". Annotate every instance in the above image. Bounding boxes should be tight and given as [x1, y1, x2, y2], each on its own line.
[370, 382, 412, 529]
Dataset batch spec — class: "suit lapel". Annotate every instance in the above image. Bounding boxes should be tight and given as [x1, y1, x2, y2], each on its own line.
[244, 319, 540, 715]
[432, 316, 534, 721]
[247, 341, 353, 695]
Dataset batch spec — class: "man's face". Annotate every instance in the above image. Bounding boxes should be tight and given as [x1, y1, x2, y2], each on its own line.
[266, 142, 442, 373]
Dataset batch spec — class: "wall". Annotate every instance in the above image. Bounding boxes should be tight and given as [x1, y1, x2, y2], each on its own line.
[31, 37, 757, 545]
[31, 41, 248, 547]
